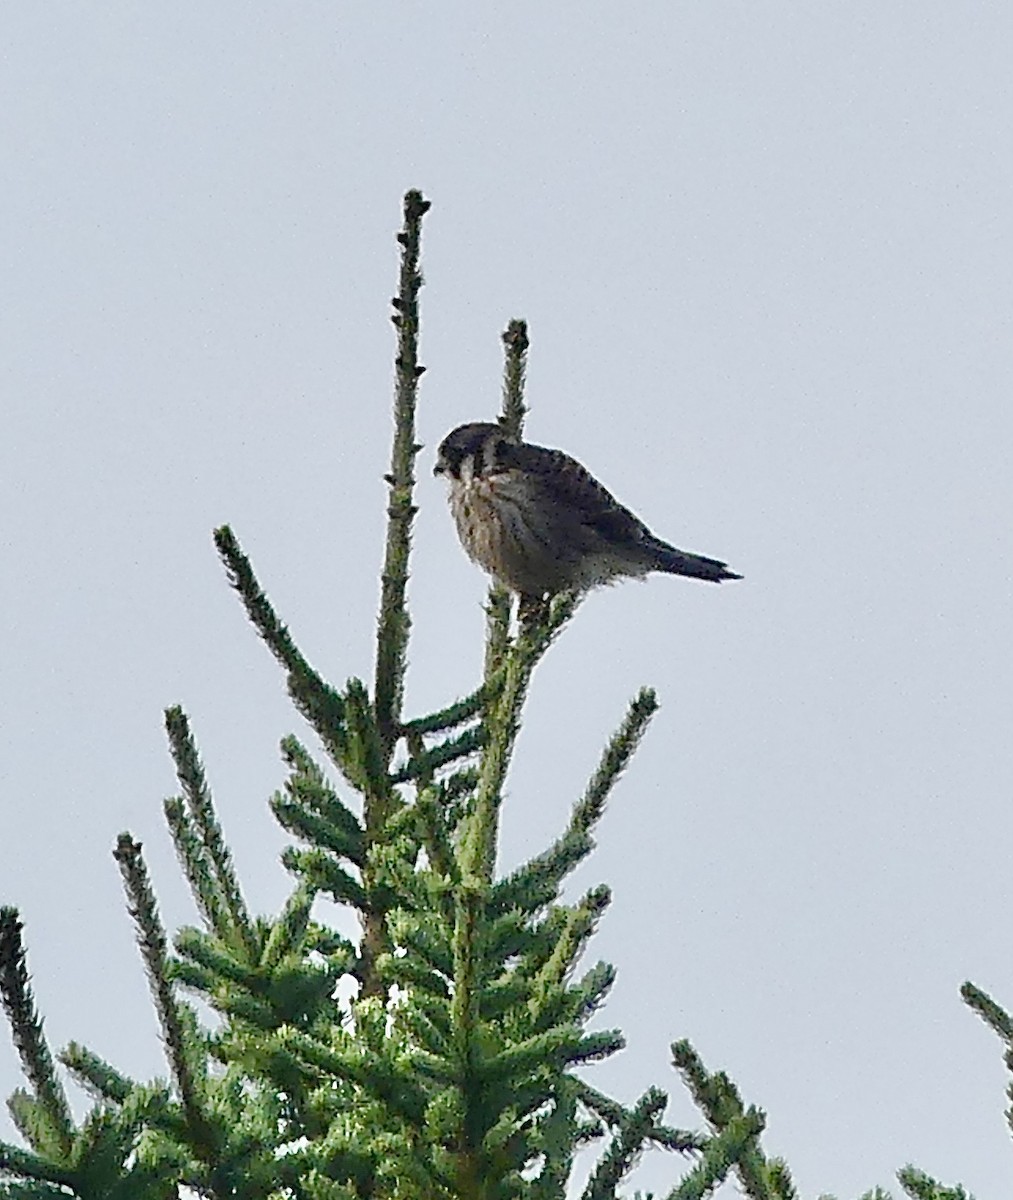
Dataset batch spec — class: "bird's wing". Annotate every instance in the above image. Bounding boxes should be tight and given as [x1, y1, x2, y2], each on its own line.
[506, 442, 650, 545]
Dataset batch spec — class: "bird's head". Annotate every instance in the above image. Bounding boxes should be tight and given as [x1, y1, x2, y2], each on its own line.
[434, 422, 518, 481]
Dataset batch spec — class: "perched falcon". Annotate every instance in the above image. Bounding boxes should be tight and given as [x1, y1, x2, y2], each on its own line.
[434, 421, 741, 601]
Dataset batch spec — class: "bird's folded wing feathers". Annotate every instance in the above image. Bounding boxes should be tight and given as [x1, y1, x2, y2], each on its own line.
[507, 443, 650, 545]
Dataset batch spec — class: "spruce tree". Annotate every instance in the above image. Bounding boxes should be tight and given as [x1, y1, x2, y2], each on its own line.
[0, 191, 1003, 1199]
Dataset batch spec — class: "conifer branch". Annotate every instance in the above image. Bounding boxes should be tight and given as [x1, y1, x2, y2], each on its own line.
[344, 678, 388, 796]
[271, 794, 364, 865]
[563, 961, 617, 1025]
[382, 952, 452, 998]
[464, 593, 577, 882]
[374, 188, 429, 760]
[173, 928, 256, 989]
[486, 1027, 624, 1081]
[529, 887, 611, 1027]
[530, 1079, 579, 1199]
[169, 960, 227, 999]
[573, 1080, 704, 1153]
[734, 1150, 792, 1200]
[305, 922, 357, 961]
[400, 678, 499, 737]
[764, 1158, 799, 1200]
[482, 906, 536, 968]
[0, 908, 74, 1160]
[414, 787, 462, 888]
[164, 707, 255, 957]
[279, 1027, 429, 1126]
[163, 798, 230, 938]
[960, 981, 1013, 1147]
[59, 1042, 133, 1104]
[213, 524, 321, 678]
[667, 1111, 765, 1200]
[649, 1122, 707, 1154]
[0, 1135, 75, 1189]
[279, 736, 364, 859]
[113, 835, 211, 1149]
[582, 1086, 668, 1200]
[5, 1090, 49, 1153]
[672, 1039, 788, 1200]
[390, 725, 485, 783]
[442, 766, 480, 806]
[213, 524, 351, 772]
[492, 689, 658, 918]
[569, 1029, 628, 1066]
[578, 1090, 625, 1133]
[406, 990, 453, 1046]
[389, 908, 454, 978]
[450, 884, 483, 1069]
[281, 847, 369, 910]
[484, 588, 513, 690]
[490, 843, 586, 917]
[400, 1004, 453, 1060]
[581, 688, 658, 825]
[897, 1166, 972, 1200]
[672, 1039, 737, 1128]
[961, 980, 1013, 1041]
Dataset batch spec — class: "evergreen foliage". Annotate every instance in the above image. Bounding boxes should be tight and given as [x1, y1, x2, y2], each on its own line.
[0, 191, 1004, 1198]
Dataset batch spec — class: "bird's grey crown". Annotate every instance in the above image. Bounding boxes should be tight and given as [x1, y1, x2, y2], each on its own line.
[435, 421, 513, 478]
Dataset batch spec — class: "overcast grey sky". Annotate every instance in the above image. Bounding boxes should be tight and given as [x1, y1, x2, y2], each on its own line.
[2, 4, 1012, 1196]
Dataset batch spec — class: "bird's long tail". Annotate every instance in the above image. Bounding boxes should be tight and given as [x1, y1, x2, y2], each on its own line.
[648, 538, 742, 583]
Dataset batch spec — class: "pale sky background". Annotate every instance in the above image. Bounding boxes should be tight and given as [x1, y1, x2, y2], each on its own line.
[2, 4, 1012, 1197]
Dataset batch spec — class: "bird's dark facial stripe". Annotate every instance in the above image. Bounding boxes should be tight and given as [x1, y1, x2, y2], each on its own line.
[479, 433, 516, 477]
[437, 422, 513, 480]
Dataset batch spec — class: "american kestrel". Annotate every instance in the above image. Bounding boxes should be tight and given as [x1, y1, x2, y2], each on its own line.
[434, 421, 741, 601]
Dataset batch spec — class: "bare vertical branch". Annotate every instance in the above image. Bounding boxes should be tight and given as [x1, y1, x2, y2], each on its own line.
[499, 318, 530, 439]
[374, 189, 431, 760]
[363, 189, 430, 998]
[485, 320, 530, 681]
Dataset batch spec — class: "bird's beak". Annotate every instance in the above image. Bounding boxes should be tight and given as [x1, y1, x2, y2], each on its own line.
[433, 459, 446, 476]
